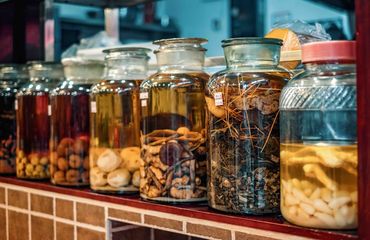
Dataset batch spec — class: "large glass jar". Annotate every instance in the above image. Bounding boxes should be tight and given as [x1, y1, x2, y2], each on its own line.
[280, 41, 357, 229]
[0, 65, 28, 174]
[140, 38, 209, 203]
[90, 47, 149, 193]
[16, 62, 64, 180]
[207, 38, 290, 214]
[50, 58, 104, 186]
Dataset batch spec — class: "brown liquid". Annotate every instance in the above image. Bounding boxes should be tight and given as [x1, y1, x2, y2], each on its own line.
[206, 71, 288, 214]
[140, 72, 208, 202]
[90, 79, 142, 193]
[50, 83, 91, 186]
[280, 143, 358, 229]
[16, 94, 50, 179]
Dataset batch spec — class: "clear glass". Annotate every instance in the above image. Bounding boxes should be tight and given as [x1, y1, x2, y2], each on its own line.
[0, 64, 28, 174]
[16, 62, 64, 180]
[140, 38, 209, 203]
[50, 59, 104, 186]
[280, 62, 357, 229]
[90, 48, 150, 193]
[207, 38, 290, 214]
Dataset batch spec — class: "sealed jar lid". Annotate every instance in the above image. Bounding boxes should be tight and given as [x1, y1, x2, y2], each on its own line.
[153, 38, 208, 53]
[28, 61, 64, 80]
[0, 64, 28, 80]
[302, 41, 356, 63]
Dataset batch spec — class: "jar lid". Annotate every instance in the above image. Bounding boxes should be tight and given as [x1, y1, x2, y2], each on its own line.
[102, 47, 151, 60]
[222, 37, 282, 47]
[302, 40, 356, 63]
[153, 38, 208, 53]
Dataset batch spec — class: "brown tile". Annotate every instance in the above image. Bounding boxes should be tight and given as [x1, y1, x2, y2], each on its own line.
[8, 210, 29, 240]
[31, 194, 53, 215]
[56, 222, 74, 240]
[77, 227, 105, 240]
[56, 199, 74, 220]
[108, 208, 141, 223]
[144, 215, 183, 231]
[31, 216, 54, 240]
[8, 189, 28, 209]
[0, 187, 5, 204]
[0, 208, 6, 240]
[186, 223, 231, 240]
[235, 232, 280, 240]
[76, 202, 105, 227]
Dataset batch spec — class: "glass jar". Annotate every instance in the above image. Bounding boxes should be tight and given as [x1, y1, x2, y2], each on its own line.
[207, 38, 290, 214]
[16, 62, 64, 180]
[0, 64, 28, 174]
[50, 58, 104, 186]
[90, 47, 149, 193]
[280, 41, 357, 229]
[140, 38, 209, 203]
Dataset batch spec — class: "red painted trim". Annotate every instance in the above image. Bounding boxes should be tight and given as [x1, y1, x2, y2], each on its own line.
[0, 177, 357, 240]
[356, 0, 370, 239]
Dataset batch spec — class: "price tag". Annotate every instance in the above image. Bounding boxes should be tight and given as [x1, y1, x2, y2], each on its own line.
[141, 99, 147, 107]
[91, 101, 97, 113]
[140, 92, 148, 99]
[48, 105, 51, 116]
[214, 92, 223, 106]
[15, 100, 18, 110]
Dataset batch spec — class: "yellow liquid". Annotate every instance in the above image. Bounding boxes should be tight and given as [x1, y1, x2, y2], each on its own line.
[280, 143, 358, 229]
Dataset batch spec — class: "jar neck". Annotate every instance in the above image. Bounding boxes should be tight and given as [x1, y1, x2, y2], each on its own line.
[223, 44, 280, 69]
[304, 62, 356, 74]
[105, 58, 148, 80]
[156, 51, 205, 72]
[64, 64, 104, 83]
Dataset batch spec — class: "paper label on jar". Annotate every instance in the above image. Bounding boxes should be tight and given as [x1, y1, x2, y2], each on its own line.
[48, 105, 51, 116]
[140, 92, 148, 99]
[214, 92, 223, 106]
[15, 100, 18, 110]
[141, 99, 147, 107]
[91, 101, 97, 113]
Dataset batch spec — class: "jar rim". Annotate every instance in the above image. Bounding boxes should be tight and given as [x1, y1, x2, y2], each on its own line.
[153, 37, 208, 46]
[62, 57, 104, 66]
[222, 37, 283, 47]
[102, 47, 152, 54]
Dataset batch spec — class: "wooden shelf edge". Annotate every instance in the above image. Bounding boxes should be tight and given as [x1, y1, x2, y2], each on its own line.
[0, 176, 357, 240]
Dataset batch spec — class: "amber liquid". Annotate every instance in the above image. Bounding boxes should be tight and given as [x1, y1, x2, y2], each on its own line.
[0, 93, 16, 174]
[16, 94, 50, 179]
[206, 71, 288, 214]
[90, 79, 142, 193]
[280, 143, 358, 229]
[50, 84, 91, 186]
[140, 72, 208, 202]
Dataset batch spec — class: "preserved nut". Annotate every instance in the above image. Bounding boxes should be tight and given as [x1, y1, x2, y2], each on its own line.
[69, 155, 83, 168]
[66, 169, 80, 182]
[17, 150, 25, 158]
[107, 168, 131, 188]
[54, 171, 65, 182]
[159, 142, 183, 166]
[176, 127, 190, 135]
[30, 155, 39, 165]
[57, 145, 67, 157]
[120, 147, 140, 172]
[50, 164, 57, 175]
[131, 170, 140, 187]
[35, 165, 44, 173]
[40, 157, 48, 165]
[57, 158, 69, 171]
[21, 157, 27, 164]
[26, 164, 34, 172]
[97, 149, 121, 172]
[39, 171, 47, 179]
[60, 138, 74, 147]
[90, 167, 107, 186]
[83, 156, 89, 170]
[73, 138, 88, 154]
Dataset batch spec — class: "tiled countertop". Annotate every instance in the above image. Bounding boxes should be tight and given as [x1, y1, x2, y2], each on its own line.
[0, 176, 357, 240]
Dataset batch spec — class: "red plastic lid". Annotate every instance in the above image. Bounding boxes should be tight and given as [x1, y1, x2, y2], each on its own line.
[302, 40, 356, 63]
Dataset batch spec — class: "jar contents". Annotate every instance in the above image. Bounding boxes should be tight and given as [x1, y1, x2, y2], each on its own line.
[50, 59, 103, 186]
[16, 62, 63, 179]
[281, 143, 357, 229]
[0, 65, 27, 174]
[16, 95, 51, 179]
[207, 73, 286, 213]
[140, 38, 208, 203]
[90, 47, 149, 193]
[207, 38, 289, 214]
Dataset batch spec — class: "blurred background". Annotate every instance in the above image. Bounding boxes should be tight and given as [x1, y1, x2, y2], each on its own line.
[0, 0, 355, 62]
